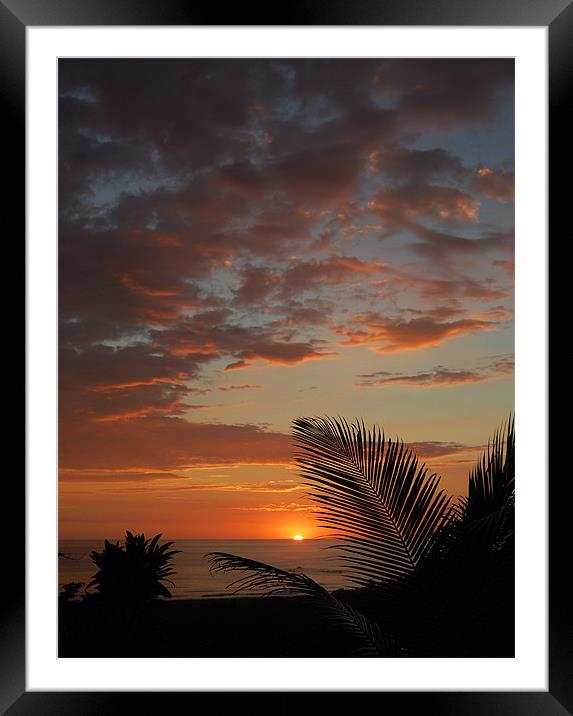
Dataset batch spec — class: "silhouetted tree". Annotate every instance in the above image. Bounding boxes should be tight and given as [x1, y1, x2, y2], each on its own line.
[86, 531, 180, 609]
[59, 581, 84, 603]
[59, 533, 180, 656]
[208, 416, 514, 657]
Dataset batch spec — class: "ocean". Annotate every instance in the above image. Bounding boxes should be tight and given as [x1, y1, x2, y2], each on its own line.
[58, 539, 349, 599]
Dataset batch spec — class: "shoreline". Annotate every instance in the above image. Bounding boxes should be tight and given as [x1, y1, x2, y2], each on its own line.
[158, 592, 306, 601]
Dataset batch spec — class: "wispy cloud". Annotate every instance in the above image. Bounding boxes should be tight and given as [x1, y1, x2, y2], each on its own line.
[234, 502, 319, 512]
[357, 354, 514, 388]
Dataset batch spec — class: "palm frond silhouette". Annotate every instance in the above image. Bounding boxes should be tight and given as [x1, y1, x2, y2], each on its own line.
[452, 416, 515, 552]
[292, 416, 451, 587]
[208, 552, 396, 656]
[207, 415, 515, 657]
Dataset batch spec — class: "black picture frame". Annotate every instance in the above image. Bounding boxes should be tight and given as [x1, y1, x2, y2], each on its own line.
[9, 0, 569, 712]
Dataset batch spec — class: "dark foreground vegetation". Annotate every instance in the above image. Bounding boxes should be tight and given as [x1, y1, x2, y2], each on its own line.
[209, 415, 515, 658]
[59, 415, 514, 658]
[59, 595, 353, 657]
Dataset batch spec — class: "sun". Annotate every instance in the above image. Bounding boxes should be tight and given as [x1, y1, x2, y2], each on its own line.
[293, 534, 304, 541]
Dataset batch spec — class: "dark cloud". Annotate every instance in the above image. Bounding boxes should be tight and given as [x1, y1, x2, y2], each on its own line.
[59, 343, 202, 425]
[148, 309, 335, 369]
[375, 268, 509, 305]
[408, 224, 514, 263]
[217, 384, 262, 392]
[405, 441, 478, 459]
[369, 147, 466, 183]
[234, 265, 280, 305]
[471, 166, 515, 202]
[271, 143, 368, 206]
[232, 255, 385, 306]
[281, 255, 385, 296]
[271, 301, 334, 327]
[373, 59, 514, 129]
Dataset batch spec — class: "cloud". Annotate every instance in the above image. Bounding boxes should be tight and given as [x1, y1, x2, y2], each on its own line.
[233, 265, 280, 305]
[408, 224, 514, 263]
[281, 255, 386, 296]
[471, 166, 514, 202]
[234, 502, 319, 512]
[217, 384, 262, 392]
[59, 222, 218, 328]
[59, 467, 185, 483]
[92, 400, 186, 423]
[61, 480, 306, 497]
[369, 146, 466, 183]
[373, 59, 514, 129]
[59, 343, 202, 424]
[237, 340, 335, 366]
[135, 480, 305, 494]
[88, 376, 186, 393]
[405, 441, 479, 459]
[374, 266, 509, 306]
[270, 144, 367, 206]
[338, 314, 497, 352]
[57, 58, 514, 501]
[272, 301, 334, 327]
[60, 416, 293, 473]
[156, 310, 335, 367]
[233, 255, 385, 306]
[224, 360, 251, 371]
[368, 184, 480, 228]
[356, 354, 514, 387]
[493, 260, 515, 279]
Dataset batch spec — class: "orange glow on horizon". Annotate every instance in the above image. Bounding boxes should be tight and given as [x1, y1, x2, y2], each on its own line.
[293, 534, 304, 541]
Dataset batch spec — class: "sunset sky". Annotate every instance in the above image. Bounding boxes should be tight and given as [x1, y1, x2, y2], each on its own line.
[59, 59, 514, 539]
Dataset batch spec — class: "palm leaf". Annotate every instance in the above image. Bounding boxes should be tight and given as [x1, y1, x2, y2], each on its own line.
[464, 415, 515, 523]
[292, 416, 451, 587]
[448, 416, 515, 555]
[207, 552, 396, 656]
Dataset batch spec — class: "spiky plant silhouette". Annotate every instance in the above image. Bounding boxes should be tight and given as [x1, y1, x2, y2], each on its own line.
[208, 416, 515, 657]
[87, 531, 180, 607]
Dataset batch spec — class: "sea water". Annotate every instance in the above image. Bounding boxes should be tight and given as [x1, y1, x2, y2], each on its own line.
[58, 539, 349, 599]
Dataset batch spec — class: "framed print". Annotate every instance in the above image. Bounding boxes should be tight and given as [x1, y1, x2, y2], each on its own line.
[10, 0, 570, 711]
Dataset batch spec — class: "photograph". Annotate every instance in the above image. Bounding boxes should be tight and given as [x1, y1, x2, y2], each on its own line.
[57, 57, 516, 660]
[7, 0, 567, 703]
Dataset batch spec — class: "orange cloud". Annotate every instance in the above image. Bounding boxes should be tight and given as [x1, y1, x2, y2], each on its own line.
[60, 416, 292, 473]
[338, 314, 496, 352]
[92, 401, 185, 423]
[116, 272, 180, 297]
[90, 376, 186, 392]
